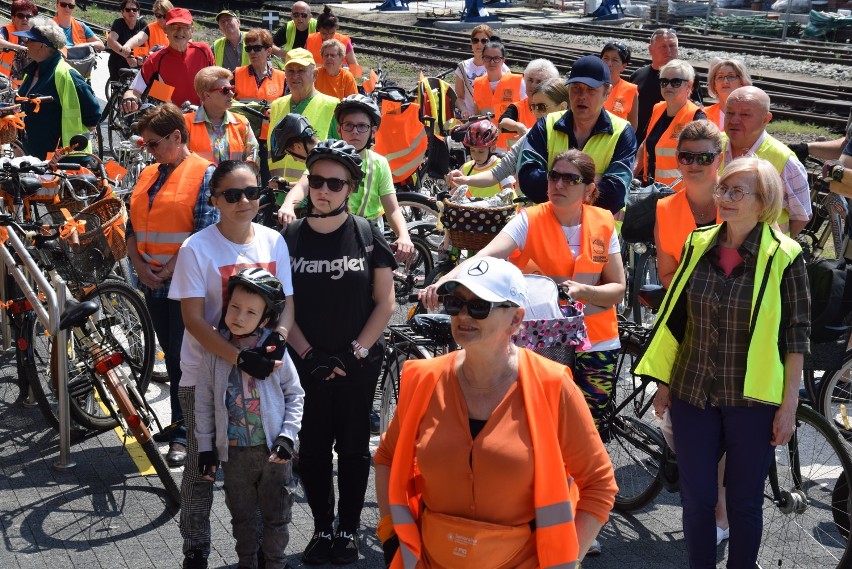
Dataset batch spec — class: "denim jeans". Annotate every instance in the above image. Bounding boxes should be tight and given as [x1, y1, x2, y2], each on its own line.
[145, 294, 186, 445]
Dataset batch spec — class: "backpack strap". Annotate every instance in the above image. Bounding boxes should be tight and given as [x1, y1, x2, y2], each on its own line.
[351, 215, 375, 264]
[282, 218, 304, 256]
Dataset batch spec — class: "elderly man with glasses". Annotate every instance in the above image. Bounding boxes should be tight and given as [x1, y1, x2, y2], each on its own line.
[52, 0, 103, 51]
[272, 1, 316, 57]
[14, 17, 100, 160]
[211, 10, 249, 73]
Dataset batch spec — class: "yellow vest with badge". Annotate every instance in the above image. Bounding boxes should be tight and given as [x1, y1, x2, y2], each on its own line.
[545, 110, 627, 176]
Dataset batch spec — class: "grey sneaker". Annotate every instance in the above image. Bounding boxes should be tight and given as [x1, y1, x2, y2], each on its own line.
[586, 538, 602, 556]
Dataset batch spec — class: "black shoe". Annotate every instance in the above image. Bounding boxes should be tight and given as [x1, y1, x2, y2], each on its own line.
[370, 410, 381, 436]
[166, 442, 187, 467]
[302, 530, 333, 565]
[182, 550, 208, 569]
[331, 530, 359, 564]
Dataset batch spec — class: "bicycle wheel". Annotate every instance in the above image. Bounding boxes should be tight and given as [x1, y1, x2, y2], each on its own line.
[630, 248, 660, 328]
[392, 236, 434, 325]
[140, 439, 181, 505]
[759, 404, 852, 568]
[618, 238, 633, 320]
[608, 414, 666, 511]
[613, 332, 656, 421]
[819, 350, 852, 440]
[396, 191, 440, 227]
[379, 350, 406, 434]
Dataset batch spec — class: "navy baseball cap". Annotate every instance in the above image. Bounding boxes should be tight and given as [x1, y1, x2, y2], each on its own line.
[12, 27, 51, 45]
[566, 55, 612, 88]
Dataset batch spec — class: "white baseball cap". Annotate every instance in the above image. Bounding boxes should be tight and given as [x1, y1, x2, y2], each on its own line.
[437, 257, 528, 307]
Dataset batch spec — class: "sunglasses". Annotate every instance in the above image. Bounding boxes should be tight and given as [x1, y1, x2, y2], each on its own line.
[471, 37, 489, 44]
[209, 86, 235, 96]
[713, 184, 753, 202]
[482, 55, 504, 64]
[58, 2, 76, 8]
[244, 44, 266, 53]
[292, 12, 310, 18]
[442, 294, 515, 320]
[14, 13, 34, 19]
[529, 102, 556, 113]
[215, 186, 261, 203]
[547, 170, 586, 185]
[677, 151, 718, 166]
[154, 13, 165, 18]
[307, 174, 349, 192]
[124, 7, 139, 12]
[137, 132, 170, 150]
[340, 122, 372, 134]
[659, 78, 686, 88]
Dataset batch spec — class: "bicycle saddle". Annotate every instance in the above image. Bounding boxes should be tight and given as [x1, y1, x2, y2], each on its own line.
[409, 313, 453, 345]
[638, 285, 665, 313]
[59, 298, 99, 331]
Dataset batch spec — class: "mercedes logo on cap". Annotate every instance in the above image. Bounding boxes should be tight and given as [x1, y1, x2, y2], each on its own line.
[467, 259, 489, 276]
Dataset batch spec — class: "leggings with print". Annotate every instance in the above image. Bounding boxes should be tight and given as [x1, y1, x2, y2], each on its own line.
[573, 348, 618, 432]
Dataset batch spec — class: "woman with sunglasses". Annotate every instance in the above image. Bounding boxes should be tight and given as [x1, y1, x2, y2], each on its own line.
[498, 58, 558, 147]
[471, 38, 524, 150]
[704, 58, 752, 129]
[282, 140, 396, 565]
[106, 0, 146, 85]
[454, 24, 507, 119]
[635, 59, 705, 188]
[377, 255, 616, 568]
[0, 0, 37, 88]
[121, 0, 171, 57]
[600, 41, 638, 131]
[636, 156, 809, 568]
[169, 159, 295, 569]
[186, 66, 259, 175]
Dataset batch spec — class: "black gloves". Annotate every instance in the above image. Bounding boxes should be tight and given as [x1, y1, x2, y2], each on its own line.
[260, 331, 287, 361]
[382, 535, 400, 567]
[237, 348, 276, 379]
[271, 435, 296, 461]
[789, 142, 809, 163]
[304, 349, 340, 381]
[332, 349, 361, 374]
[198, 450, 218, 477]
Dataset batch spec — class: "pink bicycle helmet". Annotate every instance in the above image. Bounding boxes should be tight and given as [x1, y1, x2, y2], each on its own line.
[463, 119, 499, 148]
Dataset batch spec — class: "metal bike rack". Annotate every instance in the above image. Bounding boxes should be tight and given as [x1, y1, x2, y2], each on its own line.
[0, 227, 74, 470]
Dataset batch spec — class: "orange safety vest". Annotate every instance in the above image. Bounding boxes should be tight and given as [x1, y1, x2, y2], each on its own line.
[234, 66, 285, 103]
[510, 202, 618, 344]
[387, 350, 581, 569]
[374, 99, 427, 184]
[129, 153, 212, 265]
[703, 103, 722, 129]
[472, 72, 523, 150]
[0, 24, 20, 85]
[505, 96, 536, 147]
[133, 20, 166, 57]
[305, 31, 351, 64]
[642, 100, 700, 187]
[184, 111, 250, 164]
[604, 80, 638, 122]
[655, 191, 720, 265]
[54, 17, 88, 45]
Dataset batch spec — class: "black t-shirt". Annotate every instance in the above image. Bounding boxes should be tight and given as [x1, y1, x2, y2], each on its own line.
[644, 108, 706, 181]
[630, 65, 704, 144]
[273, 25, 309, 50]
[288, 216, 397, 355]
[108, 17, 147, 79]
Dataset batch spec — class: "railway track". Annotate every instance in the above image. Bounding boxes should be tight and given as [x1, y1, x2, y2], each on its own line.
[8, 0, 851, 129]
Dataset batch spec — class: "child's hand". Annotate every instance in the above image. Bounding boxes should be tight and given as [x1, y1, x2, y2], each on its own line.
[269, 435, 297, 463]
[261, 331, 287, 361]
[237, 348, 278, 379]
[198, 450, 219, 480]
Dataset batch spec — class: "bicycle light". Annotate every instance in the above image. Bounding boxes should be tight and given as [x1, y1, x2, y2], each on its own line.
[94, 352, 124, 374]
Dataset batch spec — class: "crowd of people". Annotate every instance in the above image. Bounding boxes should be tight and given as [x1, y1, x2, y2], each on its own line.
[4, 3, 852, 569]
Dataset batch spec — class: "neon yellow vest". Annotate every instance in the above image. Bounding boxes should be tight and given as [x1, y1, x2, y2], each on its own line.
[213, 33, 250, 69]
[634, 222, 802, 405]
[54, 59, 91, 153]
[283, 19, 317, 51]
[348, 149, 389, 220]
[268, 92, 338, 182]
[545, 110, 628, 174]
[459, 158, 504, 198]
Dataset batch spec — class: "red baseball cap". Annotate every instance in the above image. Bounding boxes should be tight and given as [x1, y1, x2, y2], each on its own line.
[165, 7, 193, 25]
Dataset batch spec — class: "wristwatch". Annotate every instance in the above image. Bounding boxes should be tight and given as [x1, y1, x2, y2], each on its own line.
[832, 164, 846, 182]
[351, 340, 369, 360]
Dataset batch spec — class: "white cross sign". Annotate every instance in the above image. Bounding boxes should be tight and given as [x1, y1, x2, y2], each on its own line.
[262, 11, 280, 31]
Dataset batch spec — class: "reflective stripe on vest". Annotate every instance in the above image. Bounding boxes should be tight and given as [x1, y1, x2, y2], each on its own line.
[387, 350, 581, 569]
[0, 24, 18, 79]
[643, 100, 700, 186]
[374, 100, 427, 183]
[129, 153, 211, 264]
[54, 59, 91, 154]
[352, 149, 377, 218]
[184, 111, 249, 164]
[656, 191, 719, 265]
[305, 31, 349, 64]
[416, 75, 454, 136]
[268, 92, 338, 181]
[634, 222, 801, 404]
[282, 18, 317, 51]
[509, 202, 618, 344]
[545, 110, 628, 177]
[472, 72, 523, 150]
[213, 34, 250, 69]
[604, 80, 638, 121]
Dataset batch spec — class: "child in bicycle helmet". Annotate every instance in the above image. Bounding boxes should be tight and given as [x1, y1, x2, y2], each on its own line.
[451, 119, 515, 198]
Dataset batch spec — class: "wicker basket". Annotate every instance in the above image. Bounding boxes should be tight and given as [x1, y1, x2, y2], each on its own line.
[36, 210, 116, 286]
[0, 104, 22, 145]
[81, 197, 128, 260]
[440, 199, 516, 251]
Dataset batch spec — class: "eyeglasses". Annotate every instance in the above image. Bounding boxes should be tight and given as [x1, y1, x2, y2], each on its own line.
[482, 55, 504, 64]
[215, 186, 261, 203]
[244, 44, 266, 53]
[677, 151, 719, 166]
[14, 13, 34, 19]
[58, 2, 76, 8]
[715, 74, 740, 83]
[123, 7, 139, 12]
[307, 174, 349, 192]
[209, 86, 235, 96]
[659, 78, 686, 88]
[442, 294, 515, 320]
[471, 37, 489, 44]
[340, 122, 372, 134]
[529, 102, 557, 113]
[713, 184, 753, 202]
[137, 132, 170, 150]
[547, 170, 586, 185]
[292, 12, 310, 18]
[154, 13, 165, 19]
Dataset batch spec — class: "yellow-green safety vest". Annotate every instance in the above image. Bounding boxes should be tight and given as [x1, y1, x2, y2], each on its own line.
[55, 59, 92, 154]
[213, 33, 250, 69]
[268, 92, 338, 182]
[545, 110, 628, 175]
[282, 18, 317, 52]
[634, 222, 802, 405]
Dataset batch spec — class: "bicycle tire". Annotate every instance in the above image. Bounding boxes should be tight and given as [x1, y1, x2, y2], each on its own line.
[608, 415, 666, 512]
[392, 236, 434, 325]
[759, 404, 852, 568]
[379, 350, 406, 434]
[818, 350, 852, 440]
[618, 237, 633, 320]
[613, 332, 656, 421]
[140, 439, 181, 505]
[630, 248, 660, 328]
[396, 191, 440, 226]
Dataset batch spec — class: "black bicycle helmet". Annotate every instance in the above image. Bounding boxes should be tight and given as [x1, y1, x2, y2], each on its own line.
[305, 139, 364, 186]
[270, 113, 316, 162]
[227, 268, 286, 325]
[334, 94, 382, 128]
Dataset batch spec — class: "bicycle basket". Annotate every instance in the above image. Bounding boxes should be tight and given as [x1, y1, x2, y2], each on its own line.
[65, 46, 97, 78]
[36, 210, 116, 285]
[0, 104, 22, 145]
[80, 197, 128, 260]
[512, 274, 590, 355]
[440, 199, 516, 251]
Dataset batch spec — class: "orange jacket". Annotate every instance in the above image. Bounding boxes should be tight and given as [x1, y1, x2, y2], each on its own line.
[604, 80, 638, 121]
[234, 65, 285, 102]
[129, 153, 211, 265]
[510, 203, 618, 344]
[643, 100, 700, 186]
[655, 191, 720, 265]
[472, 72, 523, 150]
[387, 350, 581, 569]
[184, 112, 250, 164]
[0, 24, 20, 85]
[305, 31, 350, 64]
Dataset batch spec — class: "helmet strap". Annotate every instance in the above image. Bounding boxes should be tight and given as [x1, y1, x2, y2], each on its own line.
[305, 196, 349, 219]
